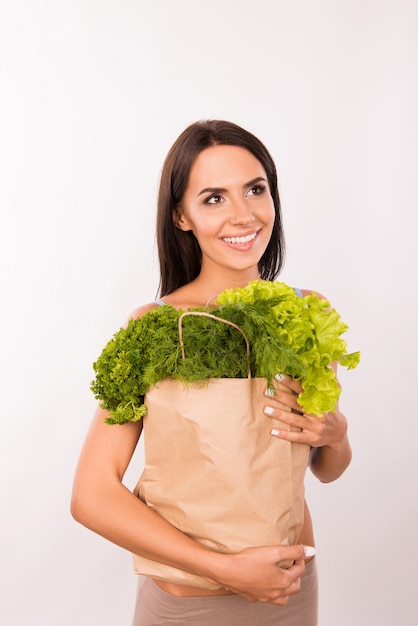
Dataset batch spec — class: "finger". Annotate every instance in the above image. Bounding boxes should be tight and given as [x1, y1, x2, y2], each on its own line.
[282, 576, 302, 599]
[261, 570, 304, 606]
[274, 373, 302, 396]
[287, 554, 306, 575]
[264, 404, 309, 430]
[270, 427, 310, 444]
[276, 543, 306, 564]
[264, 386, 305, 416]
[264, 395, 304, 419]
[285, 572, 303, 595]
[269, 565, 304, 605]
[303, 545, 316, 560]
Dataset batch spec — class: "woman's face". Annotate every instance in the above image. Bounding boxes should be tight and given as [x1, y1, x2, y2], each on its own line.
[177, 145, 275, 278]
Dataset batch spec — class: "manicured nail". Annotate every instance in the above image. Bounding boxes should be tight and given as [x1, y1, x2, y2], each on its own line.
[270, 428, 280, 437]
[264, 406, 275, 416]
[265, 387, 275, 397]
[303, 546, 316, 558]
[275, 373, 285, 381]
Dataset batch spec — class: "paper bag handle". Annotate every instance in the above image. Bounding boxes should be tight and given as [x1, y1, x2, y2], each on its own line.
[178, 311, 252, 379]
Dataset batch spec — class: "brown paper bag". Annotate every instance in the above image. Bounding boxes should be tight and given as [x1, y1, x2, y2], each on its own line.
[132, 313, 310, 589]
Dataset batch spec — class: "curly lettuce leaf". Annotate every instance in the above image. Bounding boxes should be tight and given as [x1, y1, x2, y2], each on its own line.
[217, 281, 360, 416]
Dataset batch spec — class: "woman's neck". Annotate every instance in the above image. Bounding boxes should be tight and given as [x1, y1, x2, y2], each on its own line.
[164, 267, 263, 309]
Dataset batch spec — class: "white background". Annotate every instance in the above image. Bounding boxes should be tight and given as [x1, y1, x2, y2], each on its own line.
[1, 1, 417, 624]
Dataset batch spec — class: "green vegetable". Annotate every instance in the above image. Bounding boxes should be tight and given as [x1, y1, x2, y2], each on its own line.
[91, 280, 360, 424]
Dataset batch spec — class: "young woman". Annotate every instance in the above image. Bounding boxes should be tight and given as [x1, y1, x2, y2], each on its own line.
[71, 120, 352, 625]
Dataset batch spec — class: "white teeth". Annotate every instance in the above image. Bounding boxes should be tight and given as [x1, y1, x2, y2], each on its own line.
[223, 232, 257, 244]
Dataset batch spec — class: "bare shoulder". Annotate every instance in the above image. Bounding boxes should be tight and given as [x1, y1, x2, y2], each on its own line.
[300, 288, 329, 301]
[125, 302, 160, 324]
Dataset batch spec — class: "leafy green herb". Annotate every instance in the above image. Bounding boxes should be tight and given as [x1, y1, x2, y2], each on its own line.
[91, 281, 360, 423]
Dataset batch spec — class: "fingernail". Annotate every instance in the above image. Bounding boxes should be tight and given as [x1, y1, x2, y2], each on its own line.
[270, 428, 280, 437]
[264, 406, 275, 416]
[275, 373, 285, 382]
[303, 546, 316, 558]
[265, 387, 275, 397]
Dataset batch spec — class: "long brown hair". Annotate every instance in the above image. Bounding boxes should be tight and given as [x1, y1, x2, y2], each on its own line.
[156, 120, 285, 296]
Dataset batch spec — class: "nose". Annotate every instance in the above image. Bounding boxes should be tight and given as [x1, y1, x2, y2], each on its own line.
[229, 197, 255, 225]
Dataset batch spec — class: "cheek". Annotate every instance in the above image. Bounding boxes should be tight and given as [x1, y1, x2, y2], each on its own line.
[191, 213, 224, 237]
[261, 208, 276, 248]
[264, 203, 276, 231]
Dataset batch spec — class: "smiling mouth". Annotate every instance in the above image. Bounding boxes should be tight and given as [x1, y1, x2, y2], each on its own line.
[221, 231, 258, 244]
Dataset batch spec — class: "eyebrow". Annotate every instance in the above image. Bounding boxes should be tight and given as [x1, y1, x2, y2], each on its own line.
[197, 176, 268, 197]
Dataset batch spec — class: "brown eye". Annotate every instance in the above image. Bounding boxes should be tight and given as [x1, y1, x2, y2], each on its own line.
[205, 194, 223, 204]
[247, 184, 266, 196]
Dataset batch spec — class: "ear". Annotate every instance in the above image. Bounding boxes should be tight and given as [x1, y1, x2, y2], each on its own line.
[173, 207, 193, 232]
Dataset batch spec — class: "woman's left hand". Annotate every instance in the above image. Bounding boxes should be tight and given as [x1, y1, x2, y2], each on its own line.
[263, 374, 348, 450]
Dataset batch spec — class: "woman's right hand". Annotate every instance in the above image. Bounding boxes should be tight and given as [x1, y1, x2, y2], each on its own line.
[207, 544, 306, 605]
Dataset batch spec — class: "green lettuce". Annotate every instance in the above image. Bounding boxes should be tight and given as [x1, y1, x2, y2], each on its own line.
[91, 280, 360, 424]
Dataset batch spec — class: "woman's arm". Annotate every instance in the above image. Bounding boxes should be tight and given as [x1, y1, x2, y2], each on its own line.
[71, 406, 220, 573]
[71, 405, 306, 604]
[307, 399, 352, 483]
[265, 372, 352, 483]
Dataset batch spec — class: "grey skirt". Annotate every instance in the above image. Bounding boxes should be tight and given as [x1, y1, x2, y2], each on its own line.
[131, 558, 318, 626]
